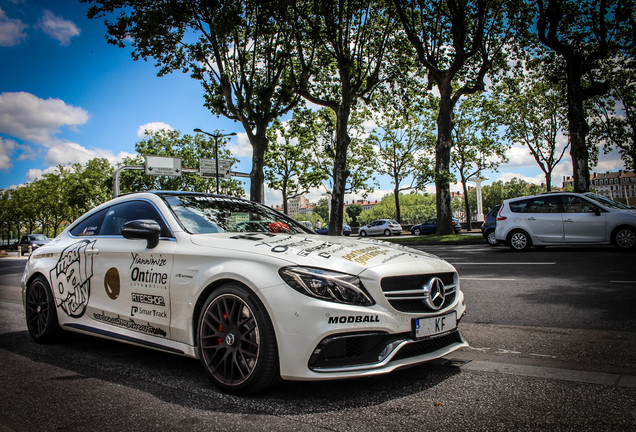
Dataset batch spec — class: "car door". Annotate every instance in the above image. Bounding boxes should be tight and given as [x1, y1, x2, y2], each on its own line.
[561, 195, 607, 243]
[84, 200, 176, 340]
[367, 220, 381, 235]
[520, 196, 564, 243]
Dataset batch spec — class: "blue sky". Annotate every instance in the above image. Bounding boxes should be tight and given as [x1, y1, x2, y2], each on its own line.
[0, 0, 627, 207]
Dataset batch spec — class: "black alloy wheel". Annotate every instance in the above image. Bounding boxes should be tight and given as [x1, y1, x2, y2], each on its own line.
[25, 276, 63, 342]
[197, 284, 279, 394]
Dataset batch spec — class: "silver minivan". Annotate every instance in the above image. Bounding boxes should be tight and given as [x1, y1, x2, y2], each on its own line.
[495, 192, 636, 251]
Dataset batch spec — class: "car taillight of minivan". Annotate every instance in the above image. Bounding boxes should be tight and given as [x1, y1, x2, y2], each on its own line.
[496, 205, 507, 221]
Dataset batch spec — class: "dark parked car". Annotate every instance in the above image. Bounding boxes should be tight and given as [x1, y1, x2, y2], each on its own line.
[315, 224, 351, 236]
[411, 218, 462, 235]
[481, 205, 502, 246]
[13, 234, 51, 252]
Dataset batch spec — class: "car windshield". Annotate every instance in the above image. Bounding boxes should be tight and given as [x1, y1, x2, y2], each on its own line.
[161, 194, 309, 235]
[583, 192, 631, 209]
[31, 234, 49, 241]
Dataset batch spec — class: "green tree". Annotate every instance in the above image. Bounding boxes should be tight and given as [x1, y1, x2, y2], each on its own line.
[536, 0, 636, 191]
[345, 204, 363, 227]
[587, 56, 636, 171]
[493, 67, 568, 191]
[451, 94, 508, 229]
[368, 83, 436, 224]
[85, 0, 300, 202]
[119, 129, 244, 196]
[312, 197, 330, 222]
[392, 0, 526, 234]
[265, 109, 328, 214]
[66, 158, 114, 221]
[289, 0, 399, 235]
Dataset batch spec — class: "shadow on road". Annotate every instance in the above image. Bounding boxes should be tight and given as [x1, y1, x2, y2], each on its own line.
[0, 329, 460, 414]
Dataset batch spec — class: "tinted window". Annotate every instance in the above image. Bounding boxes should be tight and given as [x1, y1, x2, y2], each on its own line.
[70, 209, 107, 237]
[100, 201, 171, 237]
[510, 196, 560, 213]
[562, 196, 600, 213]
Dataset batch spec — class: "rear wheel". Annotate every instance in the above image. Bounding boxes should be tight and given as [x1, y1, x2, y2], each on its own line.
[197, 284, 280, 394]
[25, 276, 64, 342]
[508, 230, 532, 251]
[486, 230, 497, 246]
[383, 229, 391, 236]
[613, 226, 636, 250]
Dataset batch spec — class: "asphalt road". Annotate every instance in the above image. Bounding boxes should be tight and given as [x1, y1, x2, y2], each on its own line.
[1, 244, 635, 431]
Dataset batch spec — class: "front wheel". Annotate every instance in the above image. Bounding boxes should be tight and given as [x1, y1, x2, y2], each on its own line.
[359, 230, 367, 237]
[413, 228, 421, 236]
[508, 230, 532, 251]
[197, 284, 280, 394]
[25, 275, 64, 342]
[613, 226, 636, 250]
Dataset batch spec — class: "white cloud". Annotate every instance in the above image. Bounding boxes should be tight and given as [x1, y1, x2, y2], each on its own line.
[136, 122, 174, 138]
[38, 10, 80, 46]
[229, 132, 253, 157]
[0, 137, 16, 170]
[0, 91, 89, 145]
[0, 7, 27, 46]
[44, 139, 135, 167]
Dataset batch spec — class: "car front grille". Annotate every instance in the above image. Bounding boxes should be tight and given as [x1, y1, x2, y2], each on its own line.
[308, 330, 465, 371]
[381, 272, 457, 313]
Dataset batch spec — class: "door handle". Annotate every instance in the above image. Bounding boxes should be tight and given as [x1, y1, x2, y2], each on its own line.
[564, 219, 574, 223]
[527, 217, 536, 221]
[86, 249, 99, 255]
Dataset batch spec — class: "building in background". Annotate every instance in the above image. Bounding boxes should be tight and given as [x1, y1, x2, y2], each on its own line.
[563, 170, 636, 202]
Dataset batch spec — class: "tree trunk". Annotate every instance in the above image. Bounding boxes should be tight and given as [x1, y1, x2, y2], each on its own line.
[462, 176, 471, 232]
[566, 66, 591, 193]
[249, 133, 267, 203]
[394, 183, 401, 224]
[329, 103, 352, 236]
[435, 85, 455, 235]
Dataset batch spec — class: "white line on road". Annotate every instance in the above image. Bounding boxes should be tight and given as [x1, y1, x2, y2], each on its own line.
[454, 262, 556, 265]
[461, 278, 517, 281]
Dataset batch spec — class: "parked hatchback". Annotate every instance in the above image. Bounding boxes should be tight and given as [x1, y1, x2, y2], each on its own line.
[481, 205, 501, 246]
[411, 217, 462, 235]
[358, 219, 402, 237]
[495, 192, 636, 251]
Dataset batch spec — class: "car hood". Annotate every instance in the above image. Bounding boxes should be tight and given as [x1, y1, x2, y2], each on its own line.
[189, 233, 453, 275]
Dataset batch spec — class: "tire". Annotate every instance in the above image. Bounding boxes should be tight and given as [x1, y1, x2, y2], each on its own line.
[413, 228, 421, 236]
[508, 230, 532, 251]
[486, 230, 498, 246]
[359, 230, 367, 237]
[197, 283, 280, 394]
[25, 275, 64, 343]
[383, 229, 391, 236]
[612, 226, 636, 250]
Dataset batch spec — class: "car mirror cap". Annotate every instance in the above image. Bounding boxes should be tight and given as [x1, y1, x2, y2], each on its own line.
[121, 219, 161, 249]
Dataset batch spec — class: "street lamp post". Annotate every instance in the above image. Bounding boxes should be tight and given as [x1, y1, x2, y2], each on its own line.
[194, 128, 237, 194]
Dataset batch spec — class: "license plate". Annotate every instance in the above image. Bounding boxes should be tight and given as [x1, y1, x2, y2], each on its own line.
[413, 312, 457, 339]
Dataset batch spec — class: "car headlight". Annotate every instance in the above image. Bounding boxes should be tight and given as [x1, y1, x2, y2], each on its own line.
[279, 266, 375, 306]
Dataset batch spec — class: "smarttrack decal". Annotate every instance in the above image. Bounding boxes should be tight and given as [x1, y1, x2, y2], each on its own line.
[93, 311, 167, 337]
[50, 240, 96, 318]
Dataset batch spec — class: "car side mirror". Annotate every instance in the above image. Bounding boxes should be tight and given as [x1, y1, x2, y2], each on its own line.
[592, 207, 601, 216]
[122, 219, 161, 249]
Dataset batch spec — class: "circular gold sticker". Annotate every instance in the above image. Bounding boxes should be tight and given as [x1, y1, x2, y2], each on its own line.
[104, 267, 120, 300]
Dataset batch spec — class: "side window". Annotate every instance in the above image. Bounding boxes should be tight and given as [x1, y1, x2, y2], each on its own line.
[70, 209, 107, 237]
[509, 199, 530, 213]
[525, 196, 560, 213]
[562, 196, 599, 213]
[100, 201, 172, 237]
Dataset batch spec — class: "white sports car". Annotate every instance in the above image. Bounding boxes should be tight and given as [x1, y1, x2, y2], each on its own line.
[22, 191, 467, 394]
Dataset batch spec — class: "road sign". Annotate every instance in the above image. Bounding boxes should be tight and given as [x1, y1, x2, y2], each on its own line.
[144, 155, 182, 176]
[199, 158, 232, 179]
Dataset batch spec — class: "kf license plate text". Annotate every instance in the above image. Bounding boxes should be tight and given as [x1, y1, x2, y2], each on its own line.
[414, 312, 457, 339]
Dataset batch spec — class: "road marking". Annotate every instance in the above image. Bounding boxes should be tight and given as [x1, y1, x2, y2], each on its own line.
[610, 280, 636, 284]
[461, 278, 517, 281]
[460, 360, 636, 388]
[454, 262, 556, 265]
